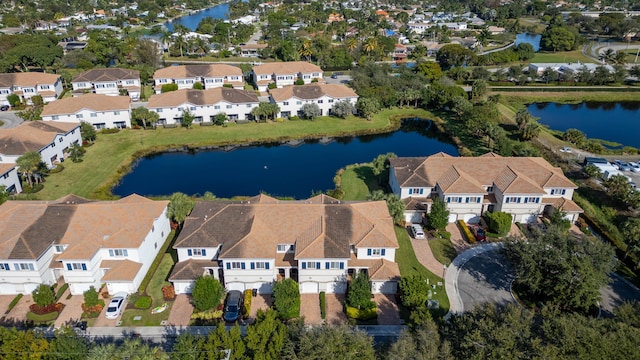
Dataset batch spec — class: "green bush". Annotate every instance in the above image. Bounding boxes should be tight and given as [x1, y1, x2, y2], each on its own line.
[32, 284, 55, 307]
[83, 286, 100, 307]
[346, 305, 377, 320]
[100, 128, 120, 134]
[243, 289, 252, 318]
[26, 311, 59, 323]
[190, 309, 223, 321]
[267, 83, 277, 89]
[21, 184, 44, 194]
[134, 295, 152, 309]
[161, 83, 178, 93]
[433, 230, 452, 240]
[457, 220, 475, 243]
[7, 294, 23, 313]
[484, 211, 512, 236]
[55, 283, 69, 301]
[192, 276, 224, 312]
[49, 164, 64, 174]
[319, 292, 326, 320]
[272, 279, 300, 319]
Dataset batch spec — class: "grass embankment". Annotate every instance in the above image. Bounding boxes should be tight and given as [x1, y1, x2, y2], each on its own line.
[495, 92, 640, 104]
[530, 50, 595, 64]
[339, 164, 384, 201]
[32, 108, 435, 200]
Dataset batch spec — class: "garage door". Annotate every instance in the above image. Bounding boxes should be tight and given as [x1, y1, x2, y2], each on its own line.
[405, 212, 423, 224]
[463, 214, 480, 224]
[300, 282, 319, 294]
[0, 284, 15, 295]
[448, 214, 458, 223]
[372, 281, 397, 294]
[326, 281, 347, 294]
[226, 282, 245, 292]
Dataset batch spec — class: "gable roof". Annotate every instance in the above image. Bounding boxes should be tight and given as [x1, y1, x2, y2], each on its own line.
[41, 94, 131, 116]
[252, 61, 322, 76]
[72, 68, 139, 83]
[0, 121, 79, 156]
[0, 195, 167, 261]
[0, 72, 60, 88]
[153, 64, 242, 79]
[148, 88, 259, 108]
[269, 83, 357, 101]
[174, 197, 398, 260]
[390, 153, 576, 195]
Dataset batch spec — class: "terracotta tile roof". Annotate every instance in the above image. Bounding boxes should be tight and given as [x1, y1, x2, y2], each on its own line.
[0, 121, 79, 156]
[390, 152, 576, 195]
[147, 88, 259, 108]
[252, 61, 322, 76]
[72, 68, 139, 83]
[275, 252, 295, 266]
[153, 64, 242, 79]
[0, 163, 16, 176]
[369, 259, 401, 281]
[41, 94, 130, 116]
[402, 196, 430, 211]
[174, 197, 398, 261]
[169, 259, 214, 281]
[101, 259, 142, 281]
[269, 84, 357, 101]
[542, 197, 583, 213]
[240, 43, 268, 50]
[0, 72, 60, 88]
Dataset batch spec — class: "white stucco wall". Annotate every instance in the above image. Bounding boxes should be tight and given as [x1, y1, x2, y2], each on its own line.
[43, 109, 132, 129]
[0, 166, 22, 194]
[37, 127, 82, 168]
[355, 248, 395, 262]
[222, 258, 277, 293]
[273, 95, 357, 118]
[152, 100, 257, 124]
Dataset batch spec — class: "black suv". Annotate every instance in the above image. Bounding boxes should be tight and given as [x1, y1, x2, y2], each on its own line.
[223, 290, 243, 322]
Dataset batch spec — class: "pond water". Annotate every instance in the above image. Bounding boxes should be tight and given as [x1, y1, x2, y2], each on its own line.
[527, 102, 640, 148]
[112, 119, 458, 199]
[516, 33, 542, 52]
[165, 3, 229, 32]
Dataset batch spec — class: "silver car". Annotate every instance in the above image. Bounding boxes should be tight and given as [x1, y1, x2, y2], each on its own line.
[105, 292, 128, 319]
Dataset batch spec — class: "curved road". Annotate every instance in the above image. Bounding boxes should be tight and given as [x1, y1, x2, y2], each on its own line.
[0, 111, 23, 129]
[452, 247, 640, 316]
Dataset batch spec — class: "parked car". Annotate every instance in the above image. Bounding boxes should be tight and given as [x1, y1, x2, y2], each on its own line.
[410, 224, 425, 239]
[629, 162, 640, 173]
[471, 226, 487, 242]
[105, 292, 128, 319]
[0, 105, 9, 111]
[559, 147, 572, 153]
[613, 160, 631, 171]
[223, 290, 243, 322]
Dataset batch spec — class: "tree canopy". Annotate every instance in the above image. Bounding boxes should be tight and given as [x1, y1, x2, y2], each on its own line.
[167, 192, 195, 224]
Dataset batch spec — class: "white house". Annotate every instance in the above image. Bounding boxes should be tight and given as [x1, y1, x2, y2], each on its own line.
[153, 64, 244, 93]
[251, 61, 324, 91]
[0, 194, 171, 295]
[71, 68, 141, 100]
[268, 83, 358, 118]
[169, 194, 400, 295]
[389, 152, 582, 224]
[147, 88, 259, 124]
[41, 94, 132, 129]
[0, 164, 22, 195]
[0, 72, 63, 105]
[0, 121, 81, 169]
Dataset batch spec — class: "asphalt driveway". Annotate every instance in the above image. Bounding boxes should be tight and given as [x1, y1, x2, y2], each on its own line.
[0, 111, 22, 129]
[456, 250, 516, 312]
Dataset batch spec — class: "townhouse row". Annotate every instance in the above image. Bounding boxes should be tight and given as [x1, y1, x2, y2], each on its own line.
[0, 193, 400, 296]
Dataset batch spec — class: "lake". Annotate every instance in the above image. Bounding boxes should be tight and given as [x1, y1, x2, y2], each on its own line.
[527, 102, 640, 148]
[112, 120, 458, 199]
[165, 3, 230, 31]
[516, 33, 542, 52]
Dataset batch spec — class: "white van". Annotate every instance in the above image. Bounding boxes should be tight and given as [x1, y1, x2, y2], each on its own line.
[410, 224, 425, 239]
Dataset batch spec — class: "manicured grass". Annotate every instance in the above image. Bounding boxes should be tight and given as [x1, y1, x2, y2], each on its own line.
[120, 253, 175, 326]
[394, 226, 450, 315]
[30, 108, 435, 200]
[428, 238, 457, 266]
[26, 311, 59, 324]
[496, 92, 640, 104]
[339, 164, 384, 201]
[531, 50, 595, 64]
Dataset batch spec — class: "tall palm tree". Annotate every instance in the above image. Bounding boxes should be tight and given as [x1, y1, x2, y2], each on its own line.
[362, 37, 378, 56]
[160, 30, 172, 52]
[599, 48, 615, 64]
[16, 151, 43, 188]
[298, 39, 313, 62]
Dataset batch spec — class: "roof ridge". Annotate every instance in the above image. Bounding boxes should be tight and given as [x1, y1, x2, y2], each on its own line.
[294, 215, 324, 258]
[176, 204, 231, 247]
[219, 215, 256, 257]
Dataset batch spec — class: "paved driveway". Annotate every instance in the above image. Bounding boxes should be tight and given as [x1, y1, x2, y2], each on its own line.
[300, 294, 322, 325]
[324, 294, 347, 325]
[374, 294, 400, 325]
[456, 250, 516, 312]
[167, 294, 193, 326]
[0, 111, 22, 129]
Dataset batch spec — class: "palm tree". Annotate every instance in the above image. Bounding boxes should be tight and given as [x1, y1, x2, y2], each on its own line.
[16, 151, 43, 188]
[614, 51, 627, 65]
[67, 144, 85, 163]
[174, 35, 187, 57]
[298, 39, 313, 62]
[623, 219, 640, 261]
[160, 30, 172, 52]
[599, 48, 615, 64]
[362, 37, 378, 56]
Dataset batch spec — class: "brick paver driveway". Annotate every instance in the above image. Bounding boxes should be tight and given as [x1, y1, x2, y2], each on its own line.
[374, 294, 401, 325]
[248, 294, 272, 323]
[324, 294, 347, 325]
[167, 294, 193, 327]
[1, 294, 32, 326]
[300, 294, 322, 325]
[55, 293, 84, 328]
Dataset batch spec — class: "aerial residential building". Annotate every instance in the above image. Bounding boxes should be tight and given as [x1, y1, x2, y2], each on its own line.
[71, 68, 141, 100]
[169, 194, 400, 295]
[389, 152, 582, 224]
[41, 94, 132, 129]
[0, 72, 63, 105]
[147, 88, 259, 124]
[0, 164, 22, 195]
[0, 194, 171, 295]
[0, 121, 81, 168]
[251, 61, 323, 91]
[268, 83, 358, 118]
[153, 64, 244, 93]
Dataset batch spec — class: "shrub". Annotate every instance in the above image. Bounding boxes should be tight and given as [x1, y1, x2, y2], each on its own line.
[29, 302, 63, 315]
[347, 272, 374, 310]
[433, 230, 452, 240]
[100, 128, 120, 134]
[346, 305, 377, 320]
[162, 285, 176, 300]
[223, 83, 234, 88]
[55, 283, 69, 301]
[81, 301, 104, 318]
[319, 292, 326, 320]
[192, 276, 224, 311]
[32, 284, 56, 307]
[294, 78, 304, 85]
[7, 294, 23, 314]
[243, 289, 252, 318]
[272, 278, 300, 319]
[83, 286, 100, 307]
[161, 83, 178, 93]
[458, 220, 475, 243]
[399, 275, 430, 308]
[193, 82, 203, 90]
[49, 164, 64, 174]
[427, 198, 449, 230]
[267, 83, 277, 89]
[484, 211, 512, 236]
[134, 295, 152, 309]
[27, 311, 59, 323]
[190, 309, 223, 321]
[7, 94, 20, 107]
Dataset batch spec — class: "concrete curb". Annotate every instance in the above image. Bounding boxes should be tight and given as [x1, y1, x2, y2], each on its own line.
[444, 242, 504, 319]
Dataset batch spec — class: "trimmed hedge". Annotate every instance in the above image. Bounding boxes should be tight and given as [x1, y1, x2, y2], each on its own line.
[134, 295, 152, 309]
[242, 289, 252, 318]
[26, 311, 59, 323]
[319, 292, 326, 320]
[55, 283, 69, 301]
[458, 220, 475, 244]
[6, 294, 23, 314]
[346, 305, 377, 321]
[190, 309, 223, 321]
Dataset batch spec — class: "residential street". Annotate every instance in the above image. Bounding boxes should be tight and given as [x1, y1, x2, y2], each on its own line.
[0, 111, 22, 129]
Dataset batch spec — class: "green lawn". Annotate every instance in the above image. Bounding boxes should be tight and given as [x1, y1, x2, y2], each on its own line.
[428, 238, 457, 266]
[340, 164, 384, 200]
[531, 50, 595, 64]
[120, 253, 175, 326]
[395, 226, 450, 316]
[31, 109, 439, 200]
